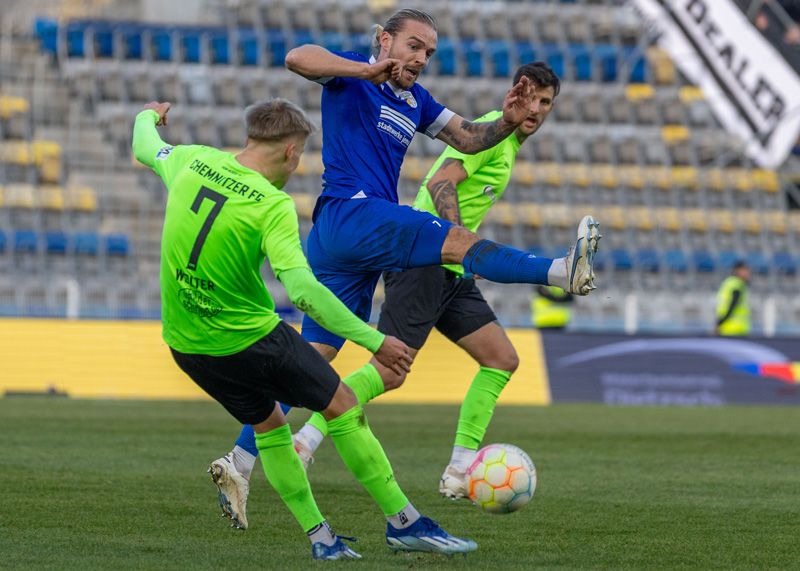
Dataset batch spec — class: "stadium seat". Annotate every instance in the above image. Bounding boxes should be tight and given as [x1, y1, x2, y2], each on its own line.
[66, 21, 87, 58]
[692, 250, 716, 273]
[269, 29, 289, 66]
[320, 31, 345, 53]
[209, 29, 231, 64]
[45, 231, 68, 255]
[237, 29, 260, 66]
[636, 248, 660, 272]
[34, 18, 58, 55]
[74, 232, 100, 255]
[541, 44, 564, 79]
[348, 33, 372, 57]
[14, 230, 38, 254]
[151, 27, 174, 62]
[462, 39, 484, 77]
[610, 248, 633, 271]
[487, 39, 511, 77]
[773, 252, 797, 275]
[717, 250, 740, 270]
[515, 42, 536, 68]
[745, 251, 770, 275]
[119, 24, 143, 60]
[105, 233, 130, 257]
[664, 249, 689, 273]
[180, 28, 203, 63]
[0, 229, 6, 253]
[568, 44, 592, 81]
[436, 37, 456, 75]
[593, 44, 618, 81]
[92, 22, 114, 58]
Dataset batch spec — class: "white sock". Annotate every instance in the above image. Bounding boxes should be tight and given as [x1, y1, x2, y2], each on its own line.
[547, 257, 568, 290]
[449, 446, 477, 473]
[387, 503, 421, 530]
[307, 520, 337, 546]
[230, 445, 256, 480]
[297, 423, 325, 453]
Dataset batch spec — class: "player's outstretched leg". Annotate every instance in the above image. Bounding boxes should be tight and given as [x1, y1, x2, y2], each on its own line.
[325, 394, 477, 555]
[454, 215, 601, 294]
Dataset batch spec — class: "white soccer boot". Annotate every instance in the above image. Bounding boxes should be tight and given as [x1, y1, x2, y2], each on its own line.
[564, 214, 601, 295]
[439, 464, 469, 500]
[293, 433, 315, 471]
[208, 454, 249, 529]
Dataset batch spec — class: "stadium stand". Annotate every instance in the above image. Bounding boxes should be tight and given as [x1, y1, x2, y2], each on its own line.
[0, 0, 797, 335]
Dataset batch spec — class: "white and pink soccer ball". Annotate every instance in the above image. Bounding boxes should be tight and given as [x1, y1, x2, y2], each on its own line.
[466, 443, 536, 514]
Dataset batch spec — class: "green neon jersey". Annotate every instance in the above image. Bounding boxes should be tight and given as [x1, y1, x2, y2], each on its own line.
[413, 110, 521, 274]
[133, 111, 309, 354]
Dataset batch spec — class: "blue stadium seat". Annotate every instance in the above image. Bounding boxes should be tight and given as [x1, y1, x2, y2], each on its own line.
[349, 33, 372, 57]
[208, 29, 230, 64]
[745, 251, 770, 275]
[462, 39, 484, 77]
[66, 21, 87, 58]
[610, 248, 633, 271]
[105, 233, 130, 257]
[290, 29, 313, 49]
[35, 18, 58, 55]
[14, 230, 38, 253]
[320, 31, 345, 53]
[636, 248, 660, 272]
[717, 250, 740, 270]
[541, 44, 565, 80]
[487, 39, 510, 77]
[237, 29, 260, 66]
[692, 250, 716, 273]
[119, 24, 143, 59]
[181, 28, 203, 63]
[593, 44, 618, 82]
[268, 29, 289, 66]
[664, 249, 689, 273]
[45, 231, 68, 255]
[516, 42, 536, 67]
[437, 37, 457, 75]
[93, 22, 114, 57]
[151, 27, 174, 61]
[624, 46, 647, 83]
[74, 232, 100, 255]
[592, 249, 607, 272]
[0, 229, 6, 253]
[568, 44, 592, 81]
[773, 251, 797, 274]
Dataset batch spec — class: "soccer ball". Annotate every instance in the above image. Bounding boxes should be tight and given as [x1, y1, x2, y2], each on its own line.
[466, 443, 536, 514]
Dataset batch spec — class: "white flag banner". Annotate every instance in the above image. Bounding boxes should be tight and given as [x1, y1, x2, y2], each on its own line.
[630, 0, 800, 168]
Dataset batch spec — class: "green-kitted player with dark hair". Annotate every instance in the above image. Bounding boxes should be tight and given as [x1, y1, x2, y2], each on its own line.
[132, 98, 477, 559]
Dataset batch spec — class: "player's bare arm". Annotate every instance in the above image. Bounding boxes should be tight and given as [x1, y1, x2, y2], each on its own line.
[142, 101, 171, 126]
[436, 76, 535, 154]
[285, 44, 401, 84]
[426, 158, 468, 225]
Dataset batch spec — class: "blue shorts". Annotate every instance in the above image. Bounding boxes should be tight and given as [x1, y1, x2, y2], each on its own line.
[301, 197, 453, 349]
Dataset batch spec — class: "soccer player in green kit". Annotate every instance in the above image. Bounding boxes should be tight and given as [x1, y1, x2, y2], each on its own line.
[290, 62, 572, 499]
[132, 98, 477, 559]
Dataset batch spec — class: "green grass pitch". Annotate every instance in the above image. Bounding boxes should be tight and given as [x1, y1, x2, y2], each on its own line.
[1, 398, 798, 569]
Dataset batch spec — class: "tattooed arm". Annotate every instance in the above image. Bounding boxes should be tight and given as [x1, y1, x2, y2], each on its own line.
[436, 76, 535, 154]
[426, 158, 469, 225]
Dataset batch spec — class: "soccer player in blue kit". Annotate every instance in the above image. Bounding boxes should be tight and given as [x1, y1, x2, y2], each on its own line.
[209, 8, 600, 535]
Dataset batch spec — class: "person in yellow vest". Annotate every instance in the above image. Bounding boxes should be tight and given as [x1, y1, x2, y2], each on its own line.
[531, 285, 573, 329]
[715, 261, 751, 336]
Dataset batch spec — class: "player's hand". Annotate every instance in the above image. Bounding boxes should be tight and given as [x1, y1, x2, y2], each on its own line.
[360, 58, 402, 85]
[501, 75, 535, 126]
[373, 335, 413, 376]
[143, 101, 171, 126]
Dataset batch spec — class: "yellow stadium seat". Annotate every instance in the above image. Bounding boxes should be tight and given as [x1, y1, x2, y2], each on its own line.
[0, 95, 30, 119]
[517, 202, 541, 227]
[617, 166, 644, 189]
[645, 166, 672, 190]
[590, 164, 618, 189]
[487, 202, 516, 226]
[5, 183, 35, 209]
[536, 162, 563, 187]
[679, 86, 704, 103]
[564, 163, 590, 188]
[657, 207, 681, 232]
[661, 125, 690, 144]
[684, 208, 708, 232]
[602, 206, 626, 230]
[66, 186, 97, 212]
[541, 203, 571, 228]
[39, 185, 65, 211]
[709, 209, 734, 233]
[726, 169, 752, 192]
[0, 185, 4, 208]
[670, 167, 698, 189]
[291, 193, 315, 219]
[703, 168, 726, 192]
[736, 210, 761, 234]
[625, 83, 655, 101]
[626, 206, 654, 231]
[763, 210, 787, 234]
[513, 161, 535, 185]
[751, 169, 780, 193]
[647, 47, 677, 85]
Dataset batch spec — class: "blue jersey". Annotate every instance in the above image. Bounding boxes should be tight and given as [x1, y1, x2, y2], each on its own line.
[318, 52, 453, 203]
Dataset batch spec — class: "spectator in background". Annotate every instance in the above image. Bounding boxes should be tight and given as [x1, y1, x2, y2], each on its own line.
[715, 261, 751, 336]
[531, 285, 573, 330]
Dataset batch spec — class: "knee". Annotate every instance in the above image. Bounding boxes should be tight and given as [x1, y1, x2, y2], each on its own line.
[322, 383, 358, 420]
[482, 348, 519, 374]
[442, 226, 480, 265]
[311, 342, 339, 363]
